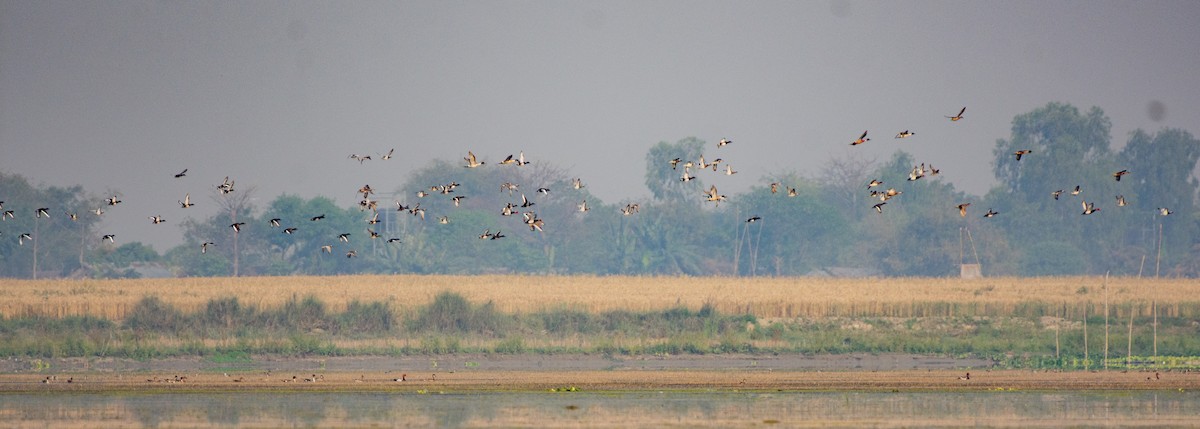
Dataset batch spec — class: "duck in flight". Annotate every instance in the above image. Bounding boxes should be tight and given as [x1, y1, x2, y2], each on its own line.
[464, 151, 485, 168]
[1013, 150, 1032, 161]
[872, 202, 886, 213]
[850, 130, 870, 146]
[101, 234, 115, 243]
[718, 138, 732, 148]
[1113, 170, 1130, 181]
[983, 208, 999, 218]
[1081, 201, 1100, 215]
[895, 130, 915, 139]
[946, 106, 966, 121]
[179, 193, 193, 208]
[174, 169, 188, 178]
[201, 242, 214, 253]
[230, 222, 245, 233]
[957, 203, 971, 217]
[149, 215, 166, 224]
[36, 208, 50, 218]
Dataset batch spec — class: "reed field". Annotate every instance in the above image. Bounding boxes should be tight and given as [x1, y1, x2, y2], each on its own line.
[1, 275, 1196, 321]
[3, 275, 1199, 363]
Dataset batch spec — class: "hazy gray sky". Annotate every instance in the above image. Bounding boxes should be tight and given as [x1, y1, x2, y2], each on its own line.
[2, 0, 1198, 251]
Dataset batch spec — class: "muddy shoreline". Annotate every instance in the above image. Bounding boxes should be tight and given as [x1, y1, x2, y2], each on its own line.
[4, 353, 1199, 393]
[2, 353, 995, 374]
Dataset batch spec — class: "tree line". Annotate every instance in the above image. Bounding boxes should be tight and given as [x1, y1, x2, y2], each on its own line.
[2, 102, 1197, 278]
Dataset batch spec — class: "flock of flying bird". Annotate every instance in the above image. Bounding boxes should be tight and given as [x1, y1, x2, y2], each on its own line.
[0, 106, 1178, 259]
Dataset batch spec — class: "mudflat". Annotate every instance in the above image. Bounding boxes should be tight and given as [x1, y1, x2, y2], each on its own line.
[2, 354, 1196, 392]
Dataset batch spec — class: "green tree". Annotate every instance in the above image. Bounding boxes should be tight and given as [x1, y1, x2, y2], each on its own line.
[644, 137, 707, 204]
[0, 172, 100, 278]
[1119, 128, 1200, 273]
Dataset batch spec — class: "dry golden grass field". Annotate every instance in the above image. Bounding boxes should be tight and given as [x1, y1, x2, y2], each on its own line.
[1, 275, 1195, 321]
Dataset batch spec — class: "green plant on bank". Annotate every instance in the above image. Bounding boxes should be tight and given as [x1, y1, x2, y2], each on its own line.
[1, 292, 1200, 371]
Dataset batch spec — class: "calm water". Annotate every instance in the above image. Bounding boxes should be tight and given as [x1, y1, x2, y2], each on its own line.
[2, 390, 1198, 428]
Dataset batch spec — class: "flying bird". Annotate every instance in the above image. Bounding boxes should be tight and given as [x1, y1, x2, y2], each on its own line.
[1158, 207, 1173, 216]
[895, 130, 915, 139]
[283, 227, 298, 234]
[230, 222, 245, 233]
[1070, 185, 1082, 196]
[704, 185, 726, 205]
[438, 216, 449, 224]
[310, 214, 325, 221]
[1081, 201, 1100, 215]
[718, 138, 732, 147]
[1116, 195, 1127, 207]
[106, 196, 122, 206]
[867, 179, 883, 189]
[946, 106, 966, 121]
[269, 218, 281, 227]
[1052, 190, 1063, 200]
[149, 215, 165, 224]
[850, 130, 870, 146]
[1013, 150, 1032, 160]
[320, 245, 333, 253]
[338, 233, 351, 242]
[669, 158, 682, 170]
[578, 200, 589, 213]
[463, 151, 484, 168]
[179, 193, 193, 208]
[478, 229, 493, 240]
[983, 208, 999, 218]
[201, 242, 214, 253]
[346, 250, 357, 258]
[36, 208, 50, 218]
[174, 169, 188, 178]
[957, 203, 971, 217]
[872, 202, 886, 213]
[19, 233, 32, 245]
[724, 164, 737, 175]
[572, 178, 585, 189]
[745, 216, 761, 223]
[381, 148, 394, 160]
[1113, 170, 1130, 181]
[101, 234, 115, 243]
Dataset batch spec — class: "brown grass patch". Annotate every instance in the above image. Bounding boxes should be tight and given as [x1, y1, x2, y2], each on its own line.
[1, 275, 1195, 321]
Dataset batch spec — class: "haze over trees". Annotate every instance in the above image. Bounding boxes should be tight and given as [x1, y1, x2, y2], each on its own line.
[2, 103, 1198, 278]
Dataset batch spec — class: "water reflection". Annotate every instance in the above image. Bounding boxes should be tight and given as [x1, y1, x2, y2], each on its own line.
[1, 390, 1197, 428]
